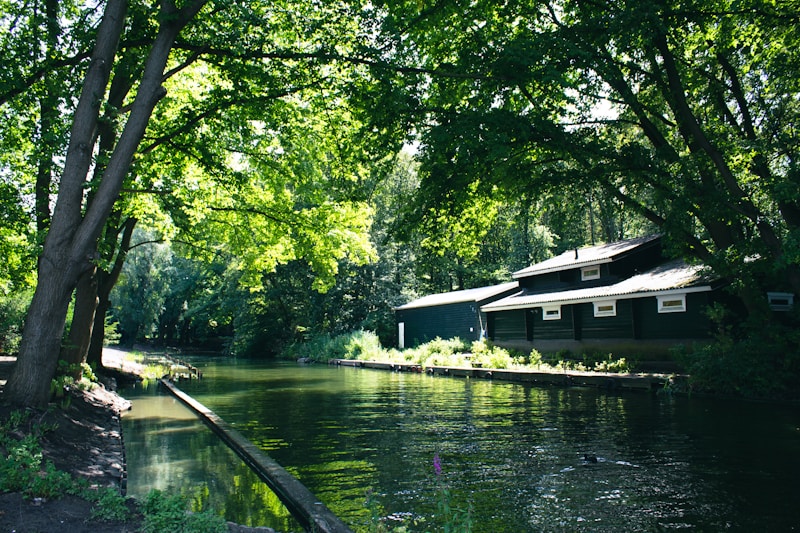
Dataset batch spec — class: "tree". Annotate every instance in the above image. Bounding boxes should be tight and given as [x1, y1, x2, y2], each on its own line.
[365, 0, 800, 321]
[1, 0, 378, 407]
[4, 0, 206, 407]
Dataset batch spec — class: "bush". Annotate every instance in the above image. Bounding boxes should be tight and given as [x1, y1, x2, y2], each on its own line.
[0, 410, 77, 498]
[141, 489, 227, 533]
[528, 349, 543, 367]
[0, 289, 30, 354]
[89, 487, 131, 521]
[675, 306, 800, 400]
[343, 330, 386, 361]
[404, 337, 470, 367]
[285, 330, 388, 362]
[102, 314, 122, 346]
[590, 355, 632, 373]
[470, 341, 515, 369]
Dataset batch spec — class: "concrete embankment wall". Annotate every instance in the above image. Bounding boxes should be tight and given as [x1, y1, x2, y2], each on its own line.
[328, 359, 674, 392]
[159, 379, 354, 533]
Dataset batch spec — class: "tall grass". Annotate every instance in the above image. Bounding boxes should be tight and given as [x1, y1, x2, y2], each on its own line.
[284, 330, 391, 362]
[283, 331, 639, 374]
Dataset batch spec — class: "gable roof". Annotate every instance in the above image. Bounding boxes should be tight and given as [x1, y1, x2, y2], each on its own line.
[512, 234, 661, 279]
[395, 281, 519, 311]
[483, 260, 713, 312]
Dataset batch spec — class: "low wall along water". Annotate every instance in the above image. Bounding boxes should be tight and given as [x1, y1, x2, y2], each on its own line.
[121, 358, 800, 532]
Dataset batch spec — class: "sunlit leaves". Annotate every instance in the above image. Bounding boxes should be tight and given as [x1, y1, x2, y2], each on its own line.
[87, 0, 380, 296]
[367, 0, 800, 302]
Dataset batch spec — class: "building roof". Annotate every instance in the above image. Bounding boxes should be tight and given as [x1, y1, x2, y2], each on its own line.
[512, 234, 661, 279]
[394, 281, 519, 311]
[483, 260, 713, 312]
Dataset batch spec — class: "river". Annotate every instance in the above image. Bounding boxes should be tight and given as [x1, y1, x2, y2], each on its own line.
[121, 358, 800, 532]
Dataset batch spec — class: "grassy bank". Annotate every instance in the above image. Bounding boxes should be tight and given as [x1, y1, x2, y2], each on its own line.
[283, 331, 633, 374]
[0, 409, 227, 531]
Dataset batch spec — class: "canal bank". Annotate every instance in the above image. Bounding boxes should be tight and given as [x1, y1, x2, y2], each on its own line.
[0, 348, 314, 533]
[328, 358, 678, 391]
[159, 378, 353, 533]
[0, 348, 138, 532]
[105, 348, 305, 533]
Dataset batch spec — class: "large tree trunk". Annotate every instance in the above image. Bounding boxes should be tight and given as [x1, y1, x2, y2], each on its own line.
[87, 289, 111, 370]
[5, 0, 207, 408]
[87, 217, 137, 370]
[68, 58, 136, 373]
[5, 263, 78, 407]
[5, 0, 128, 407]
[60, 266, 99, 380]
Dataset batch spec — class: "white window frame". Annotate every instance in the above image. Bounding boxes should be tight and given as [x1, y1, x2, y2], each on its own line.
[593, 300, 617, 317]
[767, 292, 794, 311]
[657, 294, 687, 313]
[542, 305, 561, 321]
[581, 265, 601, 281]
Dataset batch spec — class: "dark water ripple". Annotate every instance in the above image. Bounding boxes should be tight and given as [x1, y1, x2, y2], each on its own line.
[124, 360, 800, 532]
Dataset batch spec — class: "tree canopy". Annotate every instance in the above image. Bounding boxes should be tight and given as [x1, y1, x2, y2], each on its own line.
[364, 0, 800, 316]
[0, 0, 382, 407]
[1, 0, 799, 406]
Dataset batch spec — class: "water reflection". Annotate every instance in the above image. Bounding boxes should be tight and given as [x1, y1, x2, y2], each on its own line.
[124, 359, 800, 532]
[121, 382, 301, 531]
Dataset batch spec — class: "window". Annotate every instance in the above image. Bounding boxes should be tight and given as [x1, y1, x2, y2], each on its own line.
[542, 305, 561, 321]
[581, 265, 601, 281]
[767, 292, 794, 311]
[657, 294, 686, 313]
[593, 300, 617, 317]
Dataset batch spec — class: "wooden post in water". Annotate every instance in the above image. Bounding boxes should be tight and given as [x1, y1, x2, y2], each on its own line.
[160, 379, 354, 533]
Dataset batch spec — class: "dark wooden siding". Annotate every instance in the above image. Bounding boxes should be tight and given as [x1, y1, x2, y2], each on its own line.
[531, 306, 575, 340]
[487, 293, 712, 348]
[607, 243, 662, 279]
[488, 310, 527, 343]
[636, 293, 712, 339]
[519, 271, 562, 291]
[519, 264, 620, 292]
[517, 240, 664, 292]
[579, 300, 635, 339]
[397, 302, 480, 347]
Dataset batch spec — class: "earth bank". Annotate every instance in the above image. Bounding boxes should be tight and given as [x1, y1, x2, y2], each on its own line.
[0, 348, 281, 533]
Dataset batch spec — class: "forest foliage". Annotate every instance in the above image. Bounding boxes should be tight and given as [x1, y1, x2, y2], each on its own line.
[1, 0, 799, 403]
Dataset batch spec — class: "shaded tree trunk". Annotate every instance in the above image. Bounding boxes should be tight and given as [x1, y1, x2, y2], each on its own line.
[60, 266, 99, 379]
[86, 277, 111, 370]
[5, 0, 207, 408]
[76, 60, 136, 371]
[87, 217, 137, 369]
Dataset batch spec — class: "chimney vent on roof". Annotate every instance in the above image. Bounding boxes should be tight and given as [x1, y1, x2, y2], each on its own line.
[574, 249, 579, 260]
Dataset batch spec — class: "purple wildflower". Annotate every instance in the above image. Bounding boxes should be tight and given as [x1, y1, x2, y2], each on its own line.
[433, 453, 442, 477]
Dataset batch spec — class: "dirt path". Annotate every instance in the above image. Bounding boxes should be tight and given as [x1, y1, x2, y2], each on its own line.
[101, 346, 148, 376]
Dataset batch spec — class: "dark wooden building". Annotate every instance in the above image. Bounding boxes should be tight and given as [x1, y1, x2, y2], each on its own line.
[394, 282, 519, 348]
[481, 235, 721, 357]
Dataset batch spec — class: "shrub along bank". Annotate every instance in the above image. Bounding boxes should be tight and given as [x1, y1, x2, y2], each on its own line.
[286, 328, 800, 402]
[0, 400, 229, 532]
[282, 331, 633, 374]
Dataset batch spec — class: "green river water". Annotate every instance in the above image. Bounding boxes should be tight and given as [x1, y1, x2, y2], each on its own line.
[121, 358, 800, 532]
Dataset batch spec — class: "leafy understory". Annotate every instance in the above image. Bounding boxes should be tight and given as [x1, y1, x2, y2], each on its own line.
[285, 331, 634, 374]
[0, 409, 227, 531]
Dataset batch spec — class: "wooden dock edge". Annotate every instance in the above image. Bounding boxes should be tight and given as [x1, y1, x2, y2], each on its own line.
[159, 379, 354, 533]
[328, 359, 672, 391]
